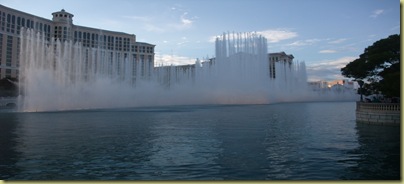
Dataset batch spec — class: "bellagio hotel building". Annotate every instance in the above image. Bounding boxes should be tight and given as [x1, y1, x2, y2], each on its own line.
[0, 4, 155, 79]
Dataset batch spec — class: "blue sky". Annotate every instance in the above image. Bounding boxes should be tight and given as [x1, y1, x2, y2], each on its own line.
[0, 0, 400, 81]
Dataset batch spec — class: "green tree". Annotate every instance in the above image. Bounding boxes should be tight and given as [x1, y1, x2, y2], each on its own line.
[341, 34, 400, 98]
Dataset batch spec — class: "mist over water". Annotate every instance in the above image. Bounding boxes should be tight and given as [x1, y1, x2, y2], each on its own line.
[17, 29, 357, 112]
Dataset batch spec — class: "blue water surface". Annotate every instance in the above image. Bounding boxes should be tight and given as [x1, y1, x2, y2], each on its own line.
[0, 102, 400, 180]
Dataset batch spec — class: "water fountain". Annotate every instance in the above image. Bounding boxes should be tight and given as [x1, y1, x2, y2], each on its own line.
[17, 29, 357, 112]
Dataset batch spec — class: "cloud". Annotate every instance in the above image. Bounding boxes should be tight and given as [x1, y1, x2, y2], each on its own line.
[144, 24, 165, 33]
[124, 7, 196, 33]
[319, 49, 337, 54]
[370, 9, 384, 18]
[287, 39, 321, 47]
[154, 53, 196, 66]
[123, 15, 152, 22]
[180, 12, 193, 26]
[390, 25, 400, 31]
[98, 18, 126, 31]
[166, 12, 197, 31]
[328, 38, 347, 44]
[208, 36, 218, 42]
[177, 41, 189, 45]
[177, 36, 189, 45]
[256, 29, 298, 43]
[208, 29, 297, 43]
[306, 56, 357, 81]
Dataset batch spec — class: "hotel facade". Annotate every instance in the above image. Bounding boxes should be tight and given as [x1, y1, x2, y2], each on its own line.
[0, 5, 155, 79]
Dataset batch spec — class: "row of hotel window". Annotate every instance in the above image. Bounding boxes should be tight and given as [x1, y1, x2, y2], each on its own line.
[0, 69, 15, 78]
[0, 33, 153, 66]
[0, 11, 51, 37]
[0, 11, 153, 53]
[0, 34, 18, 67]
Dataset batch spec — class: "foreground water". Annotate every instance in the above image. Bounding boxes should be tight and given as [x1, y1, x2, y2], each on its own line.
[0, 102, 400, 180]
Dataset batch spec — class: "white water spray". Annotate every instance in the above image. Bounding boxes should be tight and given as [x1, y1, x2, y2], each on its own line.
[18, 29, 357, 112]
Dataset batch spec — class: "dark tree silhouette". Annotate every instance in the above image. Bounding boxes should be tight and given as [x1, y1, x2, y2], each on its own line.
[341, 34, 400, 98]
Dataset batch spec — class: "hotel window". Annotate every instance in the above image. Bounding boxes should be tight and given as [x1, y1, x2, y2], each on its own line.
[11, 15, 15, 31]
[47, 25, 51, 40]
[1, 12, 5, 31]
[82, 32, 87, 46]
[86, 32, 90, 46]
[6, 69, 11, 77]
[102, 35, 107, 48]
[63, 27, 67, 40]
[0, 34, 2, 65]
[91, 33, 95, 47]
[110, 36, 114, 50]
[6, 36, 12, 66]
[10, 15, 15, 33]
[6, 14, 10, 32]
[16, 17, 21, 34]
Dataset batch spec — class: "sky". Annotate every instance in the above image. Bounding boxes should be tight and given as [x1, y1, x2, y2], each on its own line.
[0, 0, 400, 81]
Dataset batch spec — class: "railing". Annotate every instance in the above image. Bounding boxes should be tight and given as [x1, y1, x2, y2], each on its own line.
[356, 101, 400, 112]
[0, 97, 17, 107]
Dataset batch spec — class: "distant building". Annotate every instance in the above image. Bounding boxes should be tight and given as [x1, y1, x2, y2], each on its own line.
[308, 81, 329, 90]
[268, 51, 294, 78]
[156, 51, 296, 86]
[0, 5, 155, 79]
[308, 79, 357, 94]
[328, 79, 355, 89]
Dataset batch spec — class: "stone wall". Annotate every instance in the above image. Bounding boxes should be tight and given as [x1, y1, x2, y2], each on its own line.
[356, 102, 400, 126]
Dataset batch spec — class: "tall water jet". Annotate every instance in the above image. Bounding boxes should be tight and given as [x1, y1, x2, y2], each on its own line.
[18, 29, 357, 112]
[18, 28, 154, 111]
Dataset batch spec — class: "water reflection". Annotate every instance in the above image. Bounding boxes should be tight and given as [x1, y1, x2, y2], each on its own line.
[343, 123, 400, 180]
[144, 107, 223, 180]
[8, 110, 160, 180]
[0, 112, 21, 179]
[213, 106, 269, 180]
[0, 103, 400, 180]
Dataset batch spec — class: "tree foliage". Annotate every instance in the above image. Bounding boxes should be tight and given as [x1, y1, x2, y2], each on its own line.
[341, 34, 400, 98]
